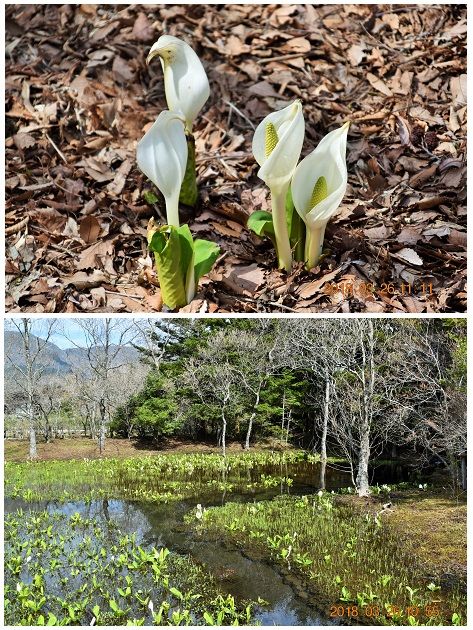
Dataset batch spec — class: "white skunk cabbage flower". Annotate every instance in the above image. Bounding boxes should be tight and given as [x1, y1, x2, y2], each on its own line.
[137, 110, 188, 227]
[252, 101, 305, 271]
[147, 35, 210, 132]
[253, 100, 305, 191]
[292, 122, 349, 269]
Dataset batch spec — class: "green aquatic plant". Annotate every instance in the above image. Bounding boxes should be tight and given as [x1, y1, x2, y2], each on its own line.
[190, 493, 466, 626]
[5, 509, 258, 626]
[5, 450, 310, 506]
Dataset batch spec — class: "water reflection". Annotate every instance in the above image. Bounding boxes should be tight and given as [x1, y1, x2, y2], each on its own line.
[5, 460, 412, 626]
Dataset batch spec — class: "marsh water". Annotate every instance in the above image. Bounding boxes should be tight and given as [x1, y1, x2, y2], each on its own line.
[5, 460, 413, 625]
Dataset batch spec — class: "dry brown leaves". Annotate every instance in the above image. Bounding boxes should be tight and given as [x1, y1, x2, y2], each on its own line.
[5, 4, 466, 313]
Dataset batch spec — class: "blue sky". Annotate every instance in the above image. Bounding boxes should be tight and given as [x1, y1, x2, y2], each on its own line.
[6, 320, 133, 349]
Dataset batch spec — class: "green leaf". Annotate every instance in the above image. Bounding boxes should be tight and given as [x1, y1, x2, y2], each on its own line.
[203, 612, 215, 625]
[194, 239, 220, 283]
[169, 586, 184, 601]
[143, 190, 159, 205]
[175, 225, 194, 285]
[148, 226, 188, 309]
[179, 135, 198, 207]
[247, 211, 275, 240]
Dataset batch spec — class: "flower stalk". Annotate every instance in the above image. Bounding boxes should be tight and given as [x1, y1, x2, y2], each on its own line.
[292, 122, 350, 269]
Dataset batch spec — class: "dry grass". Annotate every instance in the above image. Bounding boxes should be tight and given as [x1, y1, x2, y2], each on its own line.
[3, 437, 294, 462]
[385, 489, 467, 579]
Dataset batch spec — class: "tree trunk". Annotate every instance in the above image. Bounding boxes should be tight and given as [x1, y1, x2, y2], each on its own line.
[98, 424, 106, 454]
[29, 426, 37, 460]
[319, 375, 330, 490]
[98, 399, 106, 454]
[27, 391, 38, 460]
[356, 321, 374, 497]
[221, 411, 227, 458]
[244, 384, 262, 450]
[285, 409, 292, 445]
[44, 417, 52, 443]
[356, 419, 371, 496]
[281, 390, 286, 438]
[461, 455, 467, 490]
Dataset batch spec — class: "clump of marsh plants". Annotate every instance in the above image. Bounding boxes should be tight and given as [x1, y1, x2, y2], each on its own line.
[189, 493, 466, 626]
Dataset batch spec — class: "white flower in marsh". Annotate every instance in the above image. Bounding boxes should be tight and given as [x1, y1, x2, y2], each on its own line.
[147, 35, 210, 132]
[137, 110, 188, 227]
[317, 490, 324, 498]
[148, 599, 154, 614]
[252, 100, 305, 271]
[292, 122, 349, 269]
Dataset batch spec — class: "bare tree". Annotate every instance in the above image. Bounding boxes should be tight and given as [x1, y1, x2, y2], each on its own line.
[184, 330, 245, 457]
[289, 320, 346, 489]
[5, 318, 58, 459]
[64, 319, 138, 454]
[35, 374, 65, 442]
[108, 363, 149, 438]
[132, 318, 176, 370]
[330, 320, 406, 497]
[392, 322, 467, 490]
[210, 322, 279, 450]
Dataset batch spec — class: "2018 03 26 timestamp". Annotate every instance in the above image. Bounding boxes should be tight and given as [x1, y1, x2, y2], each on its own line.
[329, 603, 441, 620]
[325, 281, 434, 298]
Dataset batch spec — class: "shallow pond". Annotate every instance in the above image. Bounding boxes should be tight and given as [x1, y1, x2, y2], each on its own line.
[6, 491, 335, 625]
[5, 459, 414, 626]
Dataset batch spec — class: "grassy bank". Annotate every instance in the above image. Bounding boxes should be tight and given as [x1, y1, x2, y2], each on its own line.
[188, 491, 466, 626]
[384, 489, 467, 581]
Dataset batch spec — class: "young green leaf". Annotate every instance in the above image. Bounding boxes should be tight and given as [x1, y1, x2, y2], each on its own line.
[194, 239, 220, 283]
[148, 225, 191, 309]
[247, 211, 275, 239]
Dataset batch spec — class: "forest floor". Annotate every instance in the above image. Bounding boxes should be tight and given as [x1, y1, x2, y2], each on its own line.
[3, 437, 294, 461]
[6, 4, 466, 313]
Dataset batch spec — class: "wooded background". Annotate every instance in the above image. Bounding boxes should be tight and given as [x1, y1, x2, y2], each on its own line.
[5, 318, 467, 494]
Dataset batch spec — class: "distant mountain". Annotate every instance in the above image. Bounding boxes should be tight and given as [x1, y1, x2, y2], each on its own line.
[4, 331, 140, 375]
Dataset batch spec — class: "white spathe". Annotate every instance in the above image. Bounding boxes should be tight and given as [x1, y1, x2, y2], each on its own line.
[291, 122, 349, 269]
[252, 100, 305, 192]
[251, 101, 305, 271]
[137, 110, 188, 227]
[292, 122, 349, 229]
[147, 35, 210, 131]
